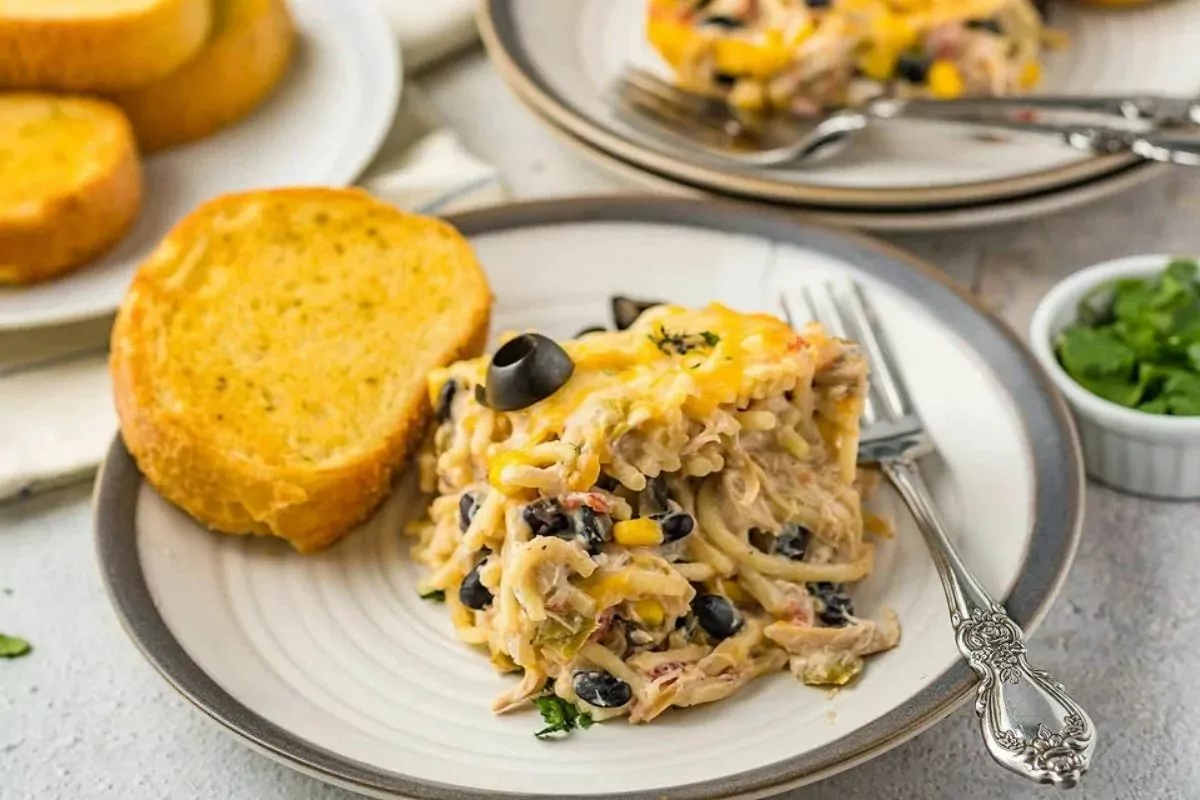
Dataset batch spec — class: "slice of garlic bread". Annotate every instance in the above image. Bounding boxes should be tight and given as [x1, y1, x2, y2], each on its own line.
[0, 94, 142, 285]
[0, 0, 212, 92]
[111, 188, 493, 552]
[112, 0, 295, 152]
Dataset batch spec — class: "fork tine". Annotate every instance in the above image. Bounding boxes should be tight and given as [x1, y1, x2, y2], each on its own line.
[782, 285, 880, 427]
[840, 282, 912, 419]
[615, 77, 742, 144]
[621, 67, 732, 122]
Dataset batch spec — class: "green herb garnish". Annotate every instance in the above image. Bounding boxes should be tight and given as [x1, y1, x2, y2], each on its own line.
[1056, 258, 1200, 415]
[649, 326, 721, 355]
[419, 589, 446, 602]
[532, 694, 594, 739]
[0, 634, 31, 658]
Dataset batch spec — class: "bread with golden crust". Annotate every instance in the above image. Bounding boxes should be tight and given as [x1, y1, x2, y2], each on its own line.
[112, 0, 295, 152]
[0, 94, 142, 285]
[0, 0, 213, 92]
[111, 188, 493, 552]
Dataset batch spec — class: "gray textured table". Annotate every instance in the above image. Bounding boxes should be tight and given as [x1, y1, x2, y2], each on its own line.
[4, 49, 1198, 800]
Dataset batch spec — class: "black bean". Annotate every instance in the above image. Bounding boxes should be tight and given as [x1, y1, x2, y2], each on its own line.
[523, 498, 570, 536]
[654, 511, 694, 543]
[748, 527, 775, 553]
[713, 72, 737, 89]
[896, 52, 931, 84]
[570, 506, 612, 555]
[458, 491, 481, 532]
[459, 564, 493, 610]
[641, 475, 671, 516]
[435, 380, 458, 423]
[573, 670, 632, 708]
[692, 594, 743, 640]
[776, 523, 811, 560]
[595, 473, 620, 492]
[804, 0, 832, 8]
[702, 14, 743, 28]
[966, 18, 1003, 33]
[809, 582, 854, 627]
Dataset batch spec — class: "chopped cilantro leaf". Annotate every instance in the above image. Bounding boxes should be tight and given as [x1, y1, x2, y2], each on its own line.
[532, 694, 594, 739]
[419, 589, 446, 602]
[650, 325, 721, 356]
[1055, 258, 1200, 415]
[0, 634, 31, 658]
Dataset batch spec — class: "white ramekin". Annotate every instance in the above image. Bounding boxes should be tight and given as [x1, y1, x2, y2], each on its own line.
[1029, 253, 1200, 500]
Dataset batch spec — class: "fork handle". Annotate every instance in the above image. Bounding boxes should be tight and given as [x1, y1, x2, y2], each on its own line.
[881, 458, 1096, 788]
[872, 95, 1200, 127]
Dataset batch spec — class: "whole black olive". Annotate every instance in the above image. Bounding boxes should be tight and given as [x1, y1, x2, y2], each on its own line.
[523, 498, 570, 536]
[692, 593, 743, 640]
[484, 333, 574, 412]
[611, 295, 664, 331]
[459, 564, 493, 610]
[575, 325, 607, 337]
[435, 379, 458, 423]
[573, 670, 633, 708]
[458, 491, 482, 531]
[776, 523, 811, 560]
[809, 582, 854, 627]
[654, 511, 694, 543]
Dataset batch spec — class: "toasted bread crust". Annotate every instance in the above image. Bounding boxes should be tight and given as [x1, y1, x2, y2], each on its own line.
[111, 188, 493, 553]
[113, 0, 295, 152]
[0, 95, 143, 286]
[0, 0, 212, 92]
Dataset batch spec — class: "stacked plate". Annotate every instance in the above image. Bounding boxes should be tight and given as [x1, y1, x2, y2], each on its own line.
[478, 0, 1200, 231]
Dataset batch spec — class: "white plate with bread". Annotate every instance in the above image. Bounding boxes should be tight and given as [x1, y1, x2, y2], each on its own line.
[0, 0, 399, 330]
[94, 191, 1083, 798]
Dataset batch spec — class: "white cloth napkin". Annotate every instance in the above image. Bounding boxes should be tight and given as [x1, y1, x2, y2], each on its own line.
[0, 4, 497, 503]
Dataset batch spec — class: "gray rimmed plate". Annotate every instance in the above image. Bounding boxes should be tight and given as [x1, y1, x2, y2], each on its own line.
[478, 0, 1200, 210]
[95, 197, 1084, 800]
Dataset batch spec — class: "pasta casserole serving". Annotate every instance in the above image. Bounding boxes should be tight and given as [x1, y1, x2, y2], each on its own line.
[407, 303, 899, 728]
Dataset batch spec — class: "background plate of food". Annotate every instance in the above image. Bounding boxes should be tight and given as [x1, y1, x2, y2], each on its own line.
[0, 0, 399, 331]
[95, 195, 1083, 799]
[478, 0, 1200, 209]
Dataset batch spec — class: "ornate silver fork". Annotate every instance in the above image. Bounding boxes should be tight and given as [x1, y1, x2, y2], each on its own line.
[781, 280, 1095, 788]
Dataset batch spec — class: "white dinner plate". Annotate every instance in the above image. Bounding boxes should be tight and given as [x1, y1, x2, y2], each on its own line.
[95, 198, 1084, 799]
[479, 0, 1200, 209]
[0, 0, 400, 332]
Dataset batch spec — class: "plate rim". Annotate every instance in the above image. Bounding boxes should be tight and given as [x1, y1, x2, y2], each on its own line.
[510, 83, 1169, 232]
[0, 0, 403, 333]
[93, 196, 1086, 800]
[476, 0, 1140, 210]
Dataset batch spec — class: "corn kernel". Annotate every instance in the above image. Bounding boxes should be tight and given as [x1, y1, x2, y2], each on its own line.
[488, 451, 527, 493]
[928, 60, 964, 99]
[1019, 60, 1042, 89]
[713, 36, 791, 79]
[856, 48, 897, 81]
[613, 518, 664, 547]
[870, 13, 917, 51]
[632, 599, 665, 627]
[718, 578, 752, 605]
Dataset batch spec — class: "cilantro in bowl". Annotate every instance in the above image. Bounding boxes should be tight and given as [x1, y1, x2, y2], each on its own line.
[1055, 258, 1200, 415]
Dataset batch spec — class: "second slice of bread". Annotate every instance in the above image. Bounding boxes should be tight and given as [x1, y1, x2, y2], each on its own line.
[0, 0, 212, 92]
[112, 0, 295, 152]
[111, 188, 493, 552]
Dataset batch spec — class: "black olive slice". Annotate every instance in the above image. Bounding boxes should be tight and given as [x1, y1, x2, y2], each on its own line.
[611, 295, 665, 331]
[484, 333, 574, 412]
